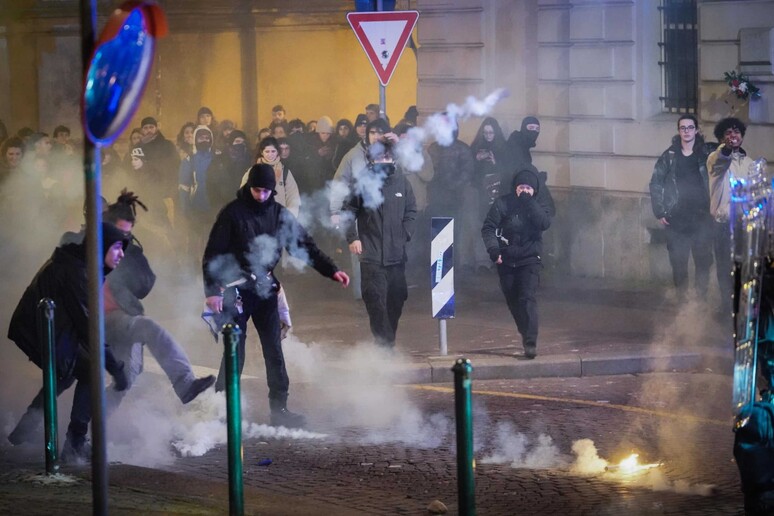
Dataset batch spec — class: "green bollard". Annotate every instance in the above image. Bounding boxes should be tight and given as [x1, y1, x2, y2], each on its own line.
[222, 324, 244, 516]
[452, 358, 475, 516]
[38, 298, 59, 475]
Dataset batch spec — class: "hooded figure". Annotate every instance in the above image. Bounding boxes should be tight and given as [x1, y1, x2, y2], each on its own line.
[7, 223, 130, 460]
[201, 164, 349, 428]
[507, 116, 540, 168]
[179, 124, 217, 217]
[481, 164, 552, 359]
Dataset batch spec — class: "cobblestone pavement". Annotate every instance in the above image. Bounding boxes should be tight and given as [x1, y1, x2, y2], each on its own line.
[160, 372, 743, 515]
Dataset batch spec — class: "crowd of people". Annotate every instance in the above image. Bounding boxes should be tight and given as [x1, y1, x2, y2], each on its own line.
[0, 102, 560, 462]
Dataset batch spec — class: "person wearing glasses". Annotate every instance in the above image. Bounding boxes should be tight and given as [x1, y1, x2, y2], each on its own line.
[649, 115, 714, 303]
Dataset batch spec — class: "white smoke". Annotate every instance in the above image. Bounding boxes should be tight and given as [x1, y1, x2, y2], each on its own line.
[481, 421, 565, 469]
[570, 438, 608, 474]
[394, 88, 508, 172]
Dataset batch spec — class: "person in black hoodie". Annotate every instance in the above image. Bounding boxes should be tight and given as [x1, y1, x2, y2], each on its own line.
[202, 164, 350, 428]
[482, 165, 552, 359]
[505, 116, 556, 219]
[7, 222, 130, 462]
[342, 142, 417, 348]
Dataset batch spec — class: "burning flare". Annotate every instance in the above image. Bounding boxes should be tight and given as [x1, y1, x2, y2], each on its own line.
[606, 453, 662, 475]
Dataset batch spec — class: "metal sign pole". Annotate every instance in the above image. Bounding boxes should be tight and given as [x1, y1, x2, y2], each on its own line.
[80, 1, 109, 514]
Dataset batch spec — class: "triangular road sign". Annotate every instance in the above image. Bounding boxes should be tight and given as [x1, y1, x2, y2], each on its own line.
[347, 10, 419, 86]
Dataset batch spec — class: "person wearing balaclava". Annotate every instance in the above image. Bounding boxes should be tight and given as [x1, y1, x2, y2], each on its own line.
[179, 125, 219, 257]
[342, 140, 417, 349]
[507, 116, 540, 168]
[202, 163, 350, 428]
[482, 165, 552, 359]
[210, 129, 252, 213]
[7, 222, 130, 462]
[506, 116, 556, 219]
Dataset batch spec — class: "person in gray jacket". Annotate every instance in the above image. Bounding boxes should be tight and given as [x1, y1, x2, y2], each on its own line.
[103, 191, 215, 411]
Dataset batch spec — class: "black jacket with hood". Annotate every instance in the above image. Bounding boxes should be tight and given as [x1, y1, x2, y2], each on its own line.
[8, 238, 125, 379]
[343, 164, 417, 267]
[203, 184, 339, 297]
[481, 166, 552, 268]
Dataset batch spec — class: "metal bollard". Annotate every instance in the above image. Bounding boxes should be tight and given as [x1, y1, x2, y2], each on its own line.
[452, 358, 475, 516]
[222, 324, 244, 516]
[37, 298, 59, 475]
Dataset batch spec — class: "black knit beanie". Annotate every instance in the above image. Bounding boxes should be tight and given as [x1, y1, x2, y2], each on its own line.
[247, 163, 276, 191]
[512, 166, 539, 191]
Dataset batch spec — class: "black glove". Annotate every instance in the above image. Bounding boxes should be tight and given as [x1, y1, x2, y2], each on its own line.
[109, 361, 129, 392]
[721, 145, 732, 157]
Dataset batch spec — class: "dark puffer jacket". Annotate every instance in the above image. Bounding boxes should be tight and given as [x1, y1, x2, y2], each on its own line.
[481, 169, 552, 268]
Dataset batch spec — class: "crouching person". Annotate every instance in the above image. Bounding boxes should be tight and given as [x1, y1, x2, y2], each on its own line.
[7, 223, 130, 462]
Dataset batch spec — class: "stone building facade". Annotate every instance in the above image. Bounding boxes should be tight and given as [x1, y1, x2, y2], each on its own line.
[1, 0, 773, 283]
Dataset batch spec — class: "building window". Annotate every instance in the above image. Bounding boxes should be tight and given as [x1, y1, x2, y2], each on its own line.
[658, 0, 698, 113]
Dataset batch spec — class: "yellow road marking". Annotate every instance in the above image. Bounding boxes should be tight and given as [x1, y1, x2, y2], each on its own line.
[407, 384, 729, 427]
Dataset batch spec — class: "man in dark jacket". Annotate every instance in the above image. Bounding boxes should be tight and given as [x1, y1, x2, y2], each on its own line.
[482, 165, 552, 359]
[343, 144, 417, 348]
[7, 223, 130, 461]
[203, 164, 350, 428]
[139, 116, 179, 203]
[506, 116, 556, 218]
[649, 115, 713, 301]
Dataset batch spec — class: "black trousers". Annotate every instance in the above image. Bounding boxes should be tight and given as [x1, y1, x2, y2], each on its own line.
[11, 350, 92, 443]
[665, 220, 713, 298]
[360, 262, 408, 347]
[214, 287, 289, 405]
[713, 220, 733, 313]
[498, 263, 541, 346]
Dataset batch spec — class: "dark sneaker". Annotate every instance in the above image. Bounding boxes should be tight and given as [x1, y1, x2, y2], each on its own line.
[270, 408, 306, 429]
[181, 375, 216, 404]
[524, 342, 537, 360]
[7, 411, 43, 446]
[61, 437, 91, 465]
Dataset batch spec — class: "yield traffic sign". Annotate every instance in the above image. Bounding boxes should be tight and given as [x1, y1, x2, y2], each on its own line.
[347, 10, 419, 86]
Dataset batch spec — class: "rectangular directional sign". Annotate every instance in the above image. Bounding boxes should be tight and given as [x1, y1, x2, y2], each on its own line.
[431, 217, 454, 319]
[347, 10, 419, 86]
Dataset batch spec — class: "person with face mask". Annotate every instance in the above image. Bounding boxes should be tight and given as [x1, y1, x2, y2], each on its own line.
[506, 116, 556, 219]
[209, 130, 251, 215]
[482, 165, 552, 359]
[342, 144, 417, 349]
[179, 125, 219, 257]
